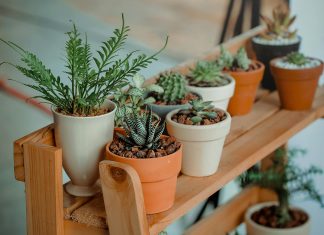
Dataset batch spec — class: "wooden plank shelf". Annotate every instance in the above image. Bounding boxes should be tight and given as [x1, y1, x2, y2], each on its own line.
[13, 25, 324, 235]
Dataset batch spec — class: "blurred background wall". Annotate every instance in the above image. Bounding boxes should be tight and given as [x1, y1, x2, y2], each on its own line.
[0, 0, 323, 234]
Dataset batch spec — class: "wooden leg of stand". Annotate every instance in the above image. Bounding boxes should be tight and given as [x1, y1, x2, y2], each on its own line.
[99, 160, 149, 235]
[24, 143, 64, 235]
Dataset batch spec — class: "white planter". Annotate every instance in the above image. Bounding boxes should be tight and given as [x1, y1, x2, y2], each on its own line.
[166, 109, 231, 177]
[245, 202, 310, 235]
[186, 76, 235, 110]
[53, 100, 116, 197]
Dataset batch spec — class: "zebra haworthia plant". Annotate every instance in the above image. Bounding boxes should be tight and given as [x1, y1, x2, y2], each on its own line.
[0, 15, 167, 116]
[118, 109, 165, 151]
[114, 74, 163, 126]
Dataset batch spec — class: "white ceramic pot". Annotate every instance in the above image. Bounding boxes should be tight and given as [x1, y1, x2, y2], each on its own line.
[186, 76, 235, 110]
[53, 100, 116, 196]
[166, 109, 231, 177]
[245, 202, 310, 235]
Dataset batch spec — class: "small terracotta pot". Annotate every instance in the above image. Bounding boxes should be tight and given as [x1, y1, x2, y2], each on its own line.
[270, 58, 324, 110]
[227, 60, 265, 116]
[105, 133, 182, 214]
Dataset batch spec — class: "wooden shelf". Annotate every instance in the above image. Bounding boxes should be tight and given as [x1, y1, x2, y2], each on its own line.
[13, 25, 324, 235]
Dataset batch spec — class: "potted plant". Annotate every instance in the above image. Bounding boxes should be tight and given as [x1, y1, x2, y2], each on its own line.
[252, 4, 300, 91]
[270, 52, 323, 110]
[105, 109, 182, 214]
[241, 148, 324, 235]
[218, 46, 265, 116]
[113, 74, 163, 127]
[185, 61, 235, 110]
[1, 16, 167, 196]
[166, 100, 231, 177]
[147, 72, 200, 120]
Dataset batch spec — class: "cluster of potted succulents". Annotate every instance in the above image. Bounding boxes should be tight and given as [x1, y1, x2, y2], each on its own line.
[1, 16, 167, 197]
[185, 61, 235, 109]
[270, 52, 324, 110]
[241, 148, 323, 235]
[252, 4, 300, 90]
[217, 46, 265, 115]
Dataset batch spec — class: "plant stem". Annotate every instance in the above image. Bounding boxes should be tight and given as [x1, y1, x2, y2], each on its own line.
[276, 188, 291, 226]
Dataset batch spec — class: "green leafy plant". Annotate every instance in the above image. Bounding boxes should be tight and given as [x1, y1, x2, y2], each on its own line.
[117, 109, 165, 150]
[218, 46, 251, 71]
[114, 74, 163, 126]
[285, 52, 310, 66]
[189, 61, 229, 87]
[260, 4, 297, 40]
[155, 72, 187, 103]
[0, 15, 167, 116]
[240, 148, 324, 226]
[188, 100, 217, 124]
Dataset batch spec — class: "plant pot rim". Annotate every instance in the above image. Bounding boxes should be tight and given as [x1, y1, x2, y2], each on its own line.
[52, 100, 116, 120]
[245, 201, 310, 231]
[166, 108, 231, 130]
[105, 135, 183, 162]
[149, 92, 202, 107]
[270, 57, 324, 71]
[224, 60, 265, 76]
[186, 74, 235, 90]
[252, 35, 302, 46]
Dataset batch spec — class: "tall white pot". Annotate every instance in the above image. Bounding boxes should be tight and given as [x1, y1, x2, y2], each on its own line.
[53, 100, 116, 196]
[166, 109, 231, 177]
[245, 202, 311, 235]
[186, 76, 235, 110]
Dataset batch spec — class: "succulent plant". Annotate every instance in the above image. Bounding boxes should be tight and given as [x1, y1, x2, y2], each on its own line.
[260, 4, 297, 40]
[188, 100, 218, 124]
[114, 74, 163, 126]
[218, 46, 251, 71]
[189, 61, 229, 87]
[285, 52, 309, 66]
[155, 72, 187, 103]
[117, 109, 165, 150]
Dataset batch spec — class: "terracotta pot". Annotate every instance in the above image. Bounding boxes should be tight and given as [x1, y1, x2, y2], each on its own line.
[186, 76, 235, 110]
[166, 109, 231, 177]
[245, 202, 310, 235]
[105, 135, 182, 214]
[227, 60, 265, 116]
[270, 58, 323, 110]
[53, 100, 116, 197]
[252, 36, 301, 91]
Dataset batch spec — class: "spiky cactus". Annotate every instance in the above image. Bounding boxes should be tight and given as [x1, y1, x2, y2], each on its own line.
[188, 100, 218, 124]
[117, 109, 165, 150]
[285, 52, 309, 66]
[189, 61, 229, 87]
[218, 46, 234, 69]
[260, 4, 297, 40]
[156, 73, 187, 103]
[235, 47, 251, 70]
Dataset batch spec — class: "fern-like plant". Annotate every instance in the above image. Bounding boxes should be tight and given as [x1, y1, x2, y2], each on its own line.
[118, 109, 165, 150]
[0, 15, 167, 116]
[240, 148, 324, 226]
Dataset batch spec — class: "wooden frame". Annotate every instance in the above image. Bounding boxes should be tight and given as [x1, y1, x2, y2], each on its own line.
[13, 25, 324, 235]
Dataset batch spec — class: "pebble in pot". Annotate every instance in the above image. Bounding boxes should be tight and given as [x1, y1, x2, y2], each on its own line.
[252, 4, 301, 91]
[185, 61, 235, 110]
[166, 100, 231, 177]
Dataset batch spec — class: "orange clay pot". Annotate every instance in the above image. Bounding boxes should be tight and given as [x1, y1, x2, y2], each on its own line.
[227, 60, 265, 116]
[270, 58, 324, 110]
[105, 130, 182, 214]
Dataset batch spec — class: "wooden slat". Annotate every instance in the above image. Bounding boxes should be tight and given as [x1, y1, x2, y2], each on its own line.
[148, 89, 324, 234]
[14, 124, 54, 181]
[64, 220, 108, 235]
[24, 143, 63, 235]
[99, 160, 149, 235]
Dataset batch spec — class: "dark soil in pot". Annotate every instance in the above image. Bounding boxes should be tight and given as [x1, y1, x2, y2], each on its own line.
[251, 205, 308, 229]
[252, 37, 301, 91]
[171, 109, 227, 125]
